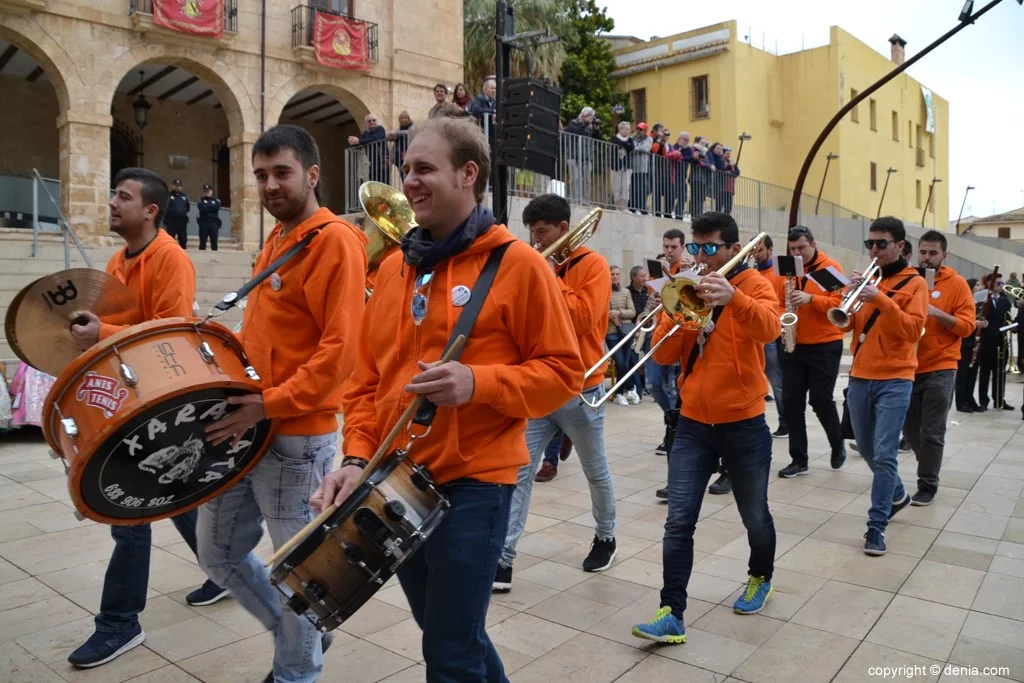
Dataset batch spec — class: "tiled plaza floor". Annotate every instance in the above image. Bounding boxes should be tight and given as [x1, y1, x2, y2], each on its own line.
[2, 383, 1024, 682]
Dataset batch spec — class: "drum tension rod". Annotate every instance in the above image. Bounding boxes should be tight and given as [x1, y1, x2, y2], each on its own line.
[192, 323, 218, 366]
[110, 343, 139, 390]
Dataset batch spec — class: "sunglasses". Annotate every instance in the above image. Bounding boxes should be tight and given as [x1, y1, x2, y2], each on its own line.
[411, 271, 433, 325]
[685, 242, 733, 257]
[863, 239, 891, 250]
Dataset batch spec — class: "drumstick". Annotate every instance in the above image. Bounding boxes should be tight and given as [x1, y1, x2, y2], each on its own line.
[264, 335, 467, 568]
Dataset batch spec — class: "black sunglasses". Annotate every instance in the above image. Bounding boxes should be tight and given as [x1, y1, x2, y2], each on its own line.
[685, 242, 734, 257]
[864, 239, 891, 250]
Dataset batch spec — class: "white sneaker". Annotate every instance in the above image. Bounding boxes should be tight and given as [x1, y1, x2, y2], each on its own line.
[626, 389, 641, 405]
[613, 394, 629, 406]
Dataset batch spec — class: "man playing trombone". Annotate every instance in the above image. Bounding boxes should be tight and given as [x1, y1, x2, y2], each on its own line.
[632, 213, 780, 644]
[496, 193, 618, 592]
[836, 217, 928, 556]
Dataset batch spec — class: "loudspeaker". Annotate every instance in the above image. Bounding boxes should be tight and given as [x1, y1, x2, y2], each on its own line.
[496, 78, 562, 177]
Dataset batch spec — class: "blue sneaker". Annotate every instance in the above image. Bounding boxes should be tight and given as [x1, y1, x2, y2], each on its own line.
[631, 606, 686, 644]
[186, 580, 231, 606]
[864, 528, 887, 556]
[733, 575, 773, 614]
[68, 624, 145, 667]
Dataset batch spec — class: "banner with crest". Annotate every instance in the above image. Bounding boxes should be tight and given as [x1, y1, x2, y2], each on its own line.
[153, 0, 224, 37]
[313, 12, 371, 71]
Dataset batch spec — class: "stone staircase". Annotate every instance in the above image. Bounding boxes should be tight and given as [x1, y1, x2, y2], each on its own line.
[0, 232, 256, 374]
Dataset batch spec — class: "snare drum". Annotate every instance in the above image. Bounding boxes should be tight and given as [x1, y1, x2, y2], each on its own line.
[43, 317, 276, 525]
[270, 453, 449, 632]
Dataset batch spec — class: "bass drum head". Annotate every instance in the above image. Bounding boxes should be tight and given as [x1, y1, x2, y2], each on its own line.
[72, 386, 274, 523]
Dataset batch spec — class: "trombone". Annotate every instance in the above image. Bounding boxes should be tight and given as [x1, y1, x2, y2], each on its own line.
[581, 232, 770, 409]
[826, 257, 882, 328]
[537, 208, 602, 264]
[359, 181, 418, 298]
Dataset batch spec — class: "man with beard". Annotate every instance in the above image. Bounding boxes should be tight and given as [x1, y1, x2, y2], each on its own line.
[902, 230, 975, 506]
[197, 125, 368, 683]
[66, 168, 227, 668]
[316, 117, 583, 680]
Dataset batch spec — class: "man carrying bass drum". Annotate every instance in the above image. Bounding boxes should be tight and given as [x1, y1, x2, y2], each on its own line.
[316, 117, 584, 681]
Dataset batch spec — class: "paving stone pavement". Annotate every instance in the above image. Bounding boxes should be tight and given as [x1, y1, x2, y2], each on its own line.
[2, 381, 1024, 682]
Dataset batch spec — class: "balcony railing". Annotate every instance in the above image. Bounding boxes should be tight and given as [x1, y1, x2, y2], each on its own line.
[290, 5, 379, 63]
[129, 0, 238, 33]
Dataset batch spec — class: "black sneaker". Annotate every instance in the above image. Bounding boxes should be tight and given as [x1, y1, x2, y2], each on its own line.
[772, 427, 789, 438]
[889, 491, 911, 519]
[492, 564, 512, 593]
[830, 447, 847, 470]
[655, 441, 668, 455]
[68, 624, 145, 668]
[708, 474, 732, 494]
[186, 580, 231, 606]
[911, 490, 935, 506]
[778, 463, 809, 478]
[583, 536, 617, 572]
[864, 528, 886, 556]
[898, 438, 911, 453]
[1003, 403, 1016, 411]
[655, 486, 668, 500]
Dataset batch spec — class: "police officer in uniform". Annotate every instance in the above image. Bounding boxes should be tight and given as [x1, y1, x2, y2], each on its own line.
[165, 179, 190, 249]
[197, 183, 222, 251]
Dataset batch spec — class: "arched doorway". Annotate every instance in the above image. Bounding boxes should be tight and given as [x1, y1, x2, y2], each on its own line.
[0, 37, 61, 230]
[110, 119, 142, 182]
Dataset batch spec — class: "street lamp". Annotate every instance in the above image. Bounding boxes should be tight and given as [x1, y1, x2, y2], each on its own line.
[132, 70, 151, 130]
[815, 153, 839, 215]
[877, 167, 898, 219]
[736, 132, 752, 164]
[957, 185, 976, 233]
[922, 178, 943, 227]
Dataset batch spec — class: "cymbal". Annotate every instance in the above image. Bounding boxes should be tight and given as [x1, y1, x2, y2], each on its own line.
[5, 268, 141, 377]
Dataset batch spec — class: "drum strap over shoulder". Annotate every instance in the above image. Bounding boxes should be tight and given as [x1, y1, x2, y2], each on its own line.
[412, 241, 512, 428]
[212, 229, 322, 314]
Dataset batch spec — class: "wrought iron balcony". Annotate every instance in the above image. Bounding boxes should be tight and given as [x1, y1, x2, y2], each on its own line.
[129, 0, 238, 35]
[290, 5, 379, 63]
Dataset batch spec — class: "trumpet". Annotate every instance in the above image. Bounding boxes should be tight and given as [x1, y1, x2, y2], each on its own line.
[537, 208, 602, 265]
[781, 277, 798, 353]
[827, 258, 882, 328]
[580, 232, 770, 409]
[359, 181, 418, 298]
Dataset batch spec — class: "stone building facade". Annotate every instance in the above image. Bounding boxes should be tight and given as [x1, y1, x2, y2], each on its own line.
[0, 0, 463, 248]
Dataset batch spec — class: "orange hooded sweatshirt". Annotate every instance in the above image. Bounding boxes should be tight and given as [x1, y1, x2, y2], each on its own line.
[652, 268, 780, 424]
[846, 263, 929, 381]
[100, 229, 195, 340]
[241, 208, 368, 435]
[555, 246, 611, 389]
[772, 250, 846, 345]
[342, 225, 585, 485]
[916, 265, 976, 374]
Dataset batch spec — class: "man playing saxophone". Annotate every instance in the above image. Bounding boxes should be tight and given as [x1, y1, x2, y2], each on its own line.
[776, 227, 848, 477]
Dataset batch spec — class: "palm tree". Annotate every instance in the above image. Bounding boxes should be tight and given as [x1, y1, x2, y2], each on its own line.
[463, 0, 575, 92]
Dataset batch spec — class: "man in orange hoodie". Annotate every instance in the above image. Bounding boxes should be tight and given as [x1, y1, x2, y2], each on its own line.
[196, 125, 368, 683]
[316, 117, 583, 681]
[65, 168, 226, 669]
[632, 213, 780, 645]
[495, 193, 616, 592]
[777, 226, 849, 477]
[842, 217, 928, 556]
[902, 230, 975, 506]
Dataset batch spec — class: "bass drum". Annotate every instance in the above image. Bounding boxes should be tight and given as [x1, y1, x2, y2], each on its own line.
[43, 317, 277, 525]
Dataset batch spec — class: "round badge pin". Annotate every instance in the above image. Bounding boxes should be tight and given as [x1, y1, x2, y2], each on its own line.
[270, 273, 282, 291]
[452, 285, 471, 307]
[931, 290, 941, 299]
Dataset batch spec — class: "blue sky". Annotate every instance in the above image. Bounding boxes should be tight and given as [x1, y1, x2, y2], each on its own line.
[599, 0, 1024, 217]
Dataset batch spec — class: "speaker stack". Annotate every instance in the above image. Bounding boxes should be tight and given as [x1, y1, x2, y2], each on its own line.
[496, 78, 562, 178]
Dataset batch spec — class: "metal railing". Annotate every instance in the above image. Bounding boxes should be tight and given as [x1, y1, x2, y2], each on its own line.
[129, 0, 239, 33]
[290, 5, 379, 62]
[31, 169, 94, 269]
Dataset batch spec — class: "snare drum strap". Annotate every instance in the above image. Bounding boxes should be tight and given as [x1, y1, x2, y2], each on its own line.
[412, 242, 512, 428]
[214, 229, 322, 312]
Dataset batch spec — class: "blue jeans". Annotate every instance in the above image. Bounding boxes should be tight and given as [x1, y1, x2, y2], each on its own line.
[847, 378, 911, 532]
[96, 510, 206, 632]
[764, 339, 787, 430]
[501, 386, 616, 567]
[398, 481, 513, 683]
[197, 434, 335, 683]
[662, 415, 775, 618]
[646, 358, 679, 413]
[543, 429, 565, 466]
[607, 332, 639, 395]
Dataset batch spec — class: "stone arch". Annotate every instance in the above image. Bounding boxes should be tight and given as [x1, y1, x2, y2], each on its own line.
[265, 74, 372, 133]
[0, 15, 75, 114]
[100, 45, 255, 138]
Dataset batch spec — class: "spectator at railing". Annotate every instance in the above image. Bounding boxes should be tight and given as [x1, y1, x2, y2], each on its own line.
[432, 102, 470, 119]
[427, 83, 449, 119]
[707, 141, 727, 214]
[348, 113, 389, 183]
[564, 106, 603, 204]
[720, 146, 740, 214]
[468, 77, 496, 120]
[609, 121, 634, 210]
[452, 83, 472, 112]
[650, 124, 671, 217]
[629, 123, 652, 214]
[387, 111, 414, 182]
[669, 133, 692, 220]
[689, 135, 711, 218]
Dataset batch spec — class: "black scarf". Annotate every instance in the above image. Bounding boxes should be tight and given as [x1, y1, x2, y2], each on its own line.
[880, 258, 909, 279]
[401, 204, 495, 273]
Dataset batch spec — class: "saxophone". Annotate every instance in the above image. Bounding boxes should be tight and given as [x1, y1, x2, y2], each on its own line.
[781, 276, 798, 353]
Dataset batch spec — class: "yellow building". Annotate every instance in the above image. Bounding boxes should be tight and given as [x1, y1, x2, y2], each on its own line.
[610, 21, 950, 230]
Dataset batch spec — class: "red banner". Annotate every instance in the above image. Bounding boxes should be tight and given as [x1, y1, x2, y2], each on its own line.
[152, 0, 224, 38]
[314, 12, 371, 71]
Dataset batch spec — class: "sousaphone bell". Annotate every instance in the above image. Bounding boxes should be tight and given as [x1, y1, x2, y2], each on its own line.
[359, 181, 418, 298]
